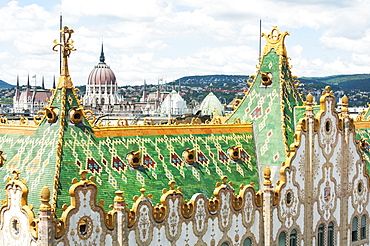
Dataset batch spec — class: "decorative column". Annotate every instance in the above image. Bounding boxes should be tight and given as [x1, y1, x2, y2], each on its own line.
[263, 166, 273, 246]
[38, 185, 54, 246]
[304, 93, 315, 244]
[340, 94, 350, 243]
[114, 190, 128, 246]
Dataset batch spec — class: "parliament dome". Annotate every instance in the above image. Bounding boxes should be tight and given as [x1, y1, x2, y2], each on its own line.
[87, 43, 116, 86]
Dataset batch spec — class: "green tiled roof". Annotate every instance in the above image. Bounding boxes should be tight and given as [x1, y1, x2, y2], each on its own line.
[0, 85, 259, 216]
[227, 45, 303, 169]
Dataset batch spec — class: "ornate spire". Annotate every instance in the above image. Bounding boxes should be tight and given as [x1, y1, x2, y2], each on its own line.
[262, 26, 290, 57]
[27, 74, 30, 89]
[53, 26, 76, 89]
[100, 39, 105, 63]
[42, 76, 45, 89]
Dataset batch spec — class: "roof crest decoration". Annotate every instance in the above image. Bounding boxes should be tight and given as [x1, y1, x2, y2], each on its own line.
[262, 26, 290, 57]
[53, 26, 76, 89]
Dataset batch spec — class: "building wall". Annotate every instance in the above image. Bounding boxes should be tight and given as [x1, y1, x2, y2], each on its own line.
[0, 93, 369, 246]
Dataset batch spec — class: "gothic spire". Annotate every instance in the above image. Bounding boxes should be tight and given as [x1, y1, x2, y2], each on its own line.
[100, 40, 105, 63]
[27, 74, 30, 89]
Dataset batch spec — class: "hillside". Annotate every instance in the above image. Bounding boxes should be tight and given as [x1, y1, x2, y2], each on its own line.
[301, 74, 370, 91]
[0, 80, 15, 89]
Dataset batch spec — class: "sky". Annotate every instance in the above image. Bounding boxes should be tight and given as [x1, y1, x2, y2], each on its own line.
[0, 0, 370, 88]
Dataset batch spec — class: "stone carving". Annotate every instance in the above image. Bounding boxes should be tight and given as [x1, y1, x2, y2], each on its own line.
[137, 204, 151, 242]
[168, 198, 180, 238]
[220, 192, 231, 229]
[244, 191, 254, 224]
[279, 171, 299, 229]
[194, 197, 207, 233]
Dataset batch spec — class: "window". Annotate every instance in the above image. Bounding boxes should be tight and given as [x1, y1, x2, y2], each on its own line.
[318, 224, 325, 246]
[278, 231, 287, 246]
[352, 217, 358, 242]
[243, 238, 252, 246]
[328, 222, 334, 246]
[221, 242, 229, 246]
[361, 215, 367, 240]
[290, 229, 297, 246]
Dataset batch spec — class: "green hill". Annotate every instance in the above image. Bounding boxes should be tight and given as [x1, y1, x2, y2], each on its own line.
[0, 80, 15, 89]
[300, 74, 370, 91]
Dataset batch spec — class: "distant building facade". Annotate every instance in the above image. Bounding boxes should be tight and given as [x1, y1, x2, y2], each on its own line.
[13, 76, 52, 114]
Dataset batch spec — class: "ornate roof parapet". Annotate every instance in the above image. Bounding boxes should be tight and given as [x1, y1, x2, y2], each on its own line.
[262, 26, 290, 57]
[54, 170, 115, 242]
[1, 170, 38, 241]
[53, 26, 76, 89]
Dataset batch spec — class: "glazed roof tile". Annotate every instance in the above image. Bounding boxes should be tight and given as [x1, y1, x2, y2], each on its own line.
[225, 27, 303, 182]
[0, 26, 260, 216]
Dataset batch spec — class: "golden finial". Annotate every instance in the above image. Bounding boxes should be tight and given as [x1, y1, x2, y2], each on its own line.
[40, 185, 51, 211]
[306, 93, 313, 104]
[53, 26, 76, 89]
[263, 166, 272, 186]
[114, 190, 125, 203]
[342, 95, 348, 106]
[305, 93, 313, 111]
[262, 26, 290, 57]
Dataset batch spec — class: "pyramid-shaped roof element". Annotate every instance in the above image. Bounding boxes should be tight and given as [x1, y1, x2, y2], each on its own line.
[199, 91, 224, 117]
[0, 26, 259, 216]
[226, 26, 304, 183]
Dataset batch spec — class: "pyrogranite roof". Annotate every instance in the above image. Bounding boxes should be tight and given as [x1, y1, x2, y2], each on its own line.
[226, 27, 303, 182]
[0, 26, 259, 216]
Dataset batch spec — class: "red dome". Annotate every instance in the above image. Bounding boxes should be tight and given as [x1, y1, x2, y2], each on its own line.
[88, 62, 116, 85]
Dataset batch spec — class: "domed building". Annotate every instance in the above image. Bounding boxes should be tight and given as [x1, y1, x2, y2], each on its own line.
[198, 89, 224, 118]
[159, 89, 188, 116]
[83, 43, 122, 113]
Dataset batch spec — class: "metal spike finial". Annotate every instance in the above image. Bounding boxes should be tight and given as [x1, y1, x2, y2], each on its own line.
[100, 38, 105, 63]
[53, 26, 76, 88]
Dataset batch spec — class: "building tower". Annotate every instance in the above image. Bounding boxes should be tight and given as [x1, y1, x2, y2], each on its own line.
[83, 41, 122, 113]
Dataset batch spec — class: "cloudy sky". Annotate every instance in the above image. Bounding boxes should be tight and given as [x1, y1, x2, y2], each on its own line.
[0, 0, 369, 88]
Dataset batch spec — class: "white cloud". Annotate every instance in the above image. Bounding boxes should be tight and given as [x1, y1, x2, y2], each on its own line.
[1, 0, 370, 88]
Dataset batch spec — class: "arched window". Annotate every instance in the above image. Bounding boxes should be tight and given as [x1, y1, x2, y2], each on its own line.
[278, 231, 287, 246]
[318, 224, 325, 246]
[328, 222, 334, 246]
[290, 229, 297, 246]
[352, 217, 358, 242]
[361, 215, 367, 240]
[243, 238, 252, 246]
[221, 242, 229, 246]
